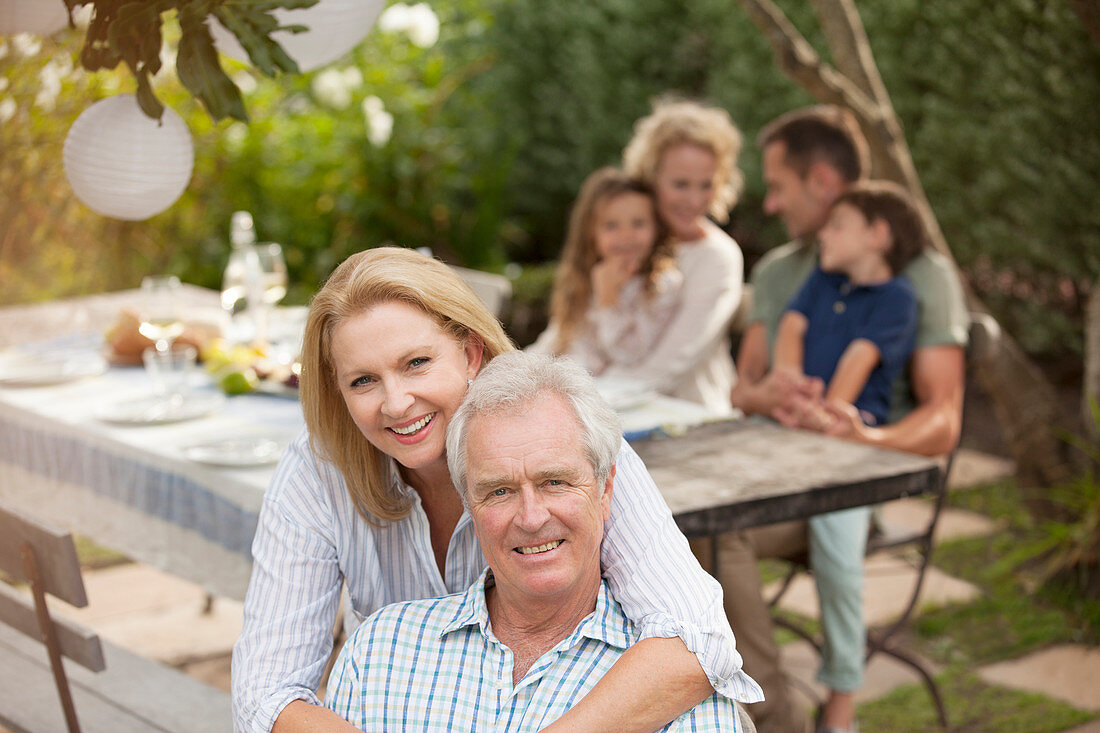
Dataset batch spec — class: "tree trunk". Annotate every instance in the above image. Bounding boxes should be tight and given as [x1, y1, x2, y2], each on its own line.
[1084, 282, 1100, 439]
[1070, 0, 1100, 50]
[739, 0, 1072, 489]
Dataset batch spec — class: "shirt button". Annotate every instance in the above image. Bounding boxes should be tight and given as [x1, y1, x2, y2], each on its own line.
[833, 300, 846, 314]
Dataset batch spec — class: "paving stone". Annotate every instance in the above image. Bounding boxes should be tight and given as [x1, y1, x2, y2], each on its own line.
[766, 554, 981, 626]
[779, 639, 940, 706]
[1060, 721, 1100, 733]
[878, 497, 999, 543]
[977, 645, 1100, 712]
[948, 448, 1015, 490]
[178, 654, 233, 693]
[48, 562, 243, 666]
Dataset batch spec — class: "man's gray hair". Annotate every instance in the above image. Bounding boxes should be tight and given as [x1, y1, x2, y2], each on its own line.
[446, 351, 622, 505]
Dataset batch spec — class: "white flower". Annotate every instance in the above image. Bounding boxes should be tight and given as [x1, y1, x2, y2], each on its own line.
[311, 66, 360, 109]
[378, 3, 439, 48]
[35, 60, 63, 111]
[12, 34, 42, 58]
[341, 67, 363, 89]
[362, 95, 393, 147]
[0, 98, 17, 124]
[378, 3, 413, 33]
[362, 95, 385, 117]
[0, 78, 8, 94]
[405, 4, 439, 48]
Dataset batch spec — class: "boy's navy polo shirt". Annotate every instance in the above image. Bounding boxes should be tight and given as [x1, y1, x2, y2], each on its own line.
[787, 268, 918, 425]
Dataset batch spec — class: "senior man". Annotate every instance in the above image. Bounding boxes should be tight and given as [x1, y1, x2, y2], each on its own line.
[325, 351, 751, 731]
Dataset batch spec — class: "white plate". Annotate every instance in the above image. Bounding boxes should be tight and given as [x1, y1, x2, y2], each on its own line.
[593, 377, 659, 413]
[182, 437, 284, 467]
[254, 379, 299, 399]
[0, 352, 108, 387]
[95, 393, 226, 425]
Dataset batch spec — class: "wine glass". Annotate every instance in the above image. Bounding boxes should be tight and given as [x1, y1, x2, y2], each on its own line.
[253, 243, 287, 346]
[257, 243, 288, 306]
[138, 275, 184, 353]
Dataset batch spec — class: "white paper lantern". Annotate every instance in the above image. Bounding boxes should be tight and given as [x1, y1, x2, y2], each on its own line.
[0, 0, 69, 35]
[209, 0, 385, 73]
[63, 94, 194, 221]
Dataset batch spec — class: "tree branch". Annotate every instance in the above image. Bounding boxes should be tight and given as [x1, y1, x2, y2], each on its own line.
[808, 0, 886, 102]
[738, 0, 879, 123]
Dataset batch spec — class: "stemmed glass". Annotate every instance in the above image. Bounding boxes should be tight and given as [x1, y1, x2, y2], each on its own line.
[254, 243, 288, 346]
[138, 275, 183, 353]
[258, 243, 288, 307]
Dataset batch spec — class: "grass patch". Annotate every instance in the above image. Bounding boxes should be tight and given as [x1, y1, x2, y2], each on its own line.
[914, 531, 1097, 665]
[73, 536, 130, 570]
[858, 668, 1096, 732]
[758, 558, 794, 586]
[947, 478, 1033, 528]
[772, 608, 821, 647]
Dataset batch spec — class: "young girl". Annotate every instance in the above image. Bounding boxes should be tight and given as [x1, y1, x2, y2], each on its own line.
[529, 167, 683, 379]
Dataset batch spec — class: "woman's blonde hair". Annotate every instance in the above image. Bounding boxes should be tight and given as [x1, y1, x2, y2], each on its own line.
[300, 247, 515, 523]
[622, 98, 744, 223]
[548, 167, 675, 353]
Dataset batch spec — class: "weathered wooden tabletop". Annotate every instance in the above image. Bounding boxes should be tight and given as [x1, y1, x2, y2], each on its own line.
[631, 418, 941, 536]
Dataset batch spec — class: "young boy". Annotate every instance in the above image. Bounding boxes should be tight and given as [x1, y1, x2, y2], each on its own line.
[773, 179, 928, 429]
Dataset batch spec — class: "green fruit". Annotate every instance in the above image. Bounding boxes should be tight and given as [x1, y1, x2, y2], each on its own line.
[219, 368, 257, 395]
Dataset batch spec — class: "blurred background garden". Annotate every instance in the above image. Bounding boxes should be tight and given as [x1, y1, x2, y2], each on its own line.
[4, 0, 1099, 359]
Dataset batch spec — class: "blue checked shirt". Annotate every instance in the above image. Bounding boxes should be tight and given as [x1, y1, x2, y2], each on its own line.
[232, 430, 762, 732]
[326, 572, 743, 732]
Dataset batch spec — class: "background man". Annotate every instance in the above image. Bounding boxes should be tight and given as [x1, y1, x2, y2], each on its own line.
[723, 106, 969, 733]
[325, 351, 751, 731]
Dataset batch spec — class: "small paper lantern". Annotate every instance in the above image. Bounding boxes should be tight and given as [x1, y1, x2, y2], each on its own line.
[0, 0, 69, 35]
[63, 94, 194, 221]
[209, 0, 385, 73]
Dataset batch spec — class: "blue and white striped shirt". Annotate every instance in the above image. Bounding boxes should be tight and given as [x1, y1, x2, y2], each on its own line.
[326, 572, 744, 731]
[232, 430, 763, 732]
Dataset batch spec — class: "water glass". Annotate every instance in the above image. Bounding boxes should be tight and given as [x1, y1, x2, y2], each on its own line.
[142, 344, 197, 399]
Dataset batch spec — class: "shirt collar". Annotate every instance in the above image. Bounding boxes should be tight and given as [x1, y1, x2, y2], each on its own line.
[440, 568, 634, 652]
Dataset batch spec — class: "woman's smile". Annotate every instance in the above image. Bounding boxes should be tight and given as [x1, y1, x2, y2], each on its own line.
[388, 412, 437, 441]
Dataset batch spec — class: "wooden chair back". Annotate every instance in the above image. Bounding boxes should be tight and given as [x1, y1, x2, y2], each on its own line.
[450, 265, 513, 318]
[0, 505, 106, 732]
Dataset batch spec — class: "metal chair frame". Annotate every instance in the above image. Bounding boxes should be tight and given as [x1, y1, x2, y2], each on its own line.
[765, 452, 955, 729]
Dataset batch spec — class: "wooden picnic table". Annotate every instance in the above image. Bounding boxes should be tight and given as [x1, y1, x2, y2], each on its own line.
[633, 418, 940, 537]
[0, 288, 940, 602]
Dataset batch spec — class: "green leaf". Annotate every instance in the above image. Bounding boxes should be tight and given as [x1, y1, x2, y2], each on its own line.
[134, 70, 165, 120]
[177, 6, 249, 122]
[214, 6, 301, 76]
[107, 2, 163, 74]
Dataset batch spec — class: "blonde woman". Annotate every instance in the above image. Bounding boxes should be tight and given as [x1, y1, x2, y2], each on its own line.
[620, 99, 745, 413]
[231, 247, 763, 732]
[529, 167, 683, 377]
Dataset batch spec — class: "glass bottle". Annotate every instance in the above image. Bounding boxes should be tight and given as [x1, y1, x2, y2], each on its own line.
[220, 211, 265, 345]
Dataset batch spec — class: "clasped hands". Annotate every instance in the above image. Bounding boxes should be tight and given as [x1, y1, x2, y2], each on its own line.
[755, 368, 868, 440]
